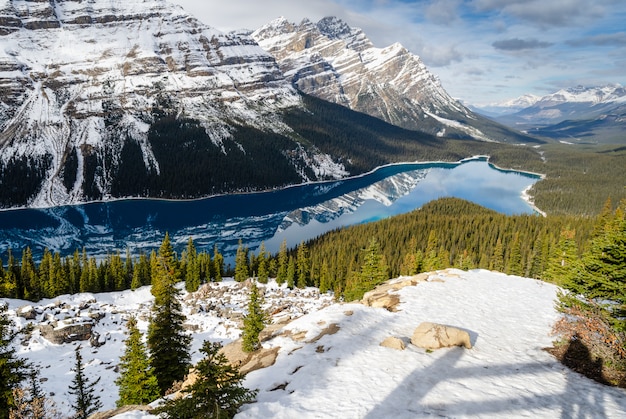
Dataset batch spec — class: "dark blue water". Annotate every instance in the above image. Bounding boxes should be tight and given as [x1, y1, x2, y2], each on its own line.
[0, 158, 540, 261]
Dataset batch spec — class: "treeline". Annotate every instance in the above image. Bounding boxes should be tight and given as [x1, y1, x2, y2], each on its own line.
[0, 239, 224, 301]
[491, 143, 626, 217]
[0, 198, 598, 304]
[293, 197, 595, 298]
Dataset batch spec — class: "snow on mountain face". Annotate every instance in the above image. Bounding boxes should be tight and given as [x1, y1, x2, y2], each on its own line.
[0, 0, 301, 208]
[252, 16, 487, 140]
[535, 84, 626, 106]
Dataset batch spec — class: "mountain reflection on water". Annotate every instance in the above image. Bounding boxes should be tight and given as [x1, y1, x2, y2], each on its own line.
[0, 158, 540, 262]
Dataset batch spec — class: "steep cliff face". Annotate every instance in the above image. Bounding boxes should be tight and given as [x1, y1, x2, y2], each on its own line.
[0, 0, 310, 208]
[252, 16, 528, 143]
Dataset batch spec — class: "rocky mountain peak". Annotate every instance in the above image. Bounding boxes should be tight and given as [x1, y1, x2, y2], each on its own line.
[0, 0, 303, 208]
[252, 16, 483, 137]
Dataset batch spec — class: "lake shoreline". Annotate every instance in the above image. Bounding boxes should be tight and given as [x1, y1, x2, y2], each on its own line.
[1, 155, 546, 213]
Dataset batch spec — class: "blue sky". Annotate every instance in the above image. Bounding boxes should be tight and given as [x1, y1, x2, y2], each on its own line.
[171, 0, 626, 105]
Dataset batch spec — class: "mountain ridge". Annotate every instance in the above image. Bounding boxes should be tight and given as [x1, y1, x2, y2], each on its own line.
[251, 16, 534, 144]
[478, 84, 626, 143]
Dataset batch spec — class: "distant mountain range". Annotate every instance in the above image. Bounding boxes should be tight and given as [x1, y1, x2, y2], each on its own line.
[0, 1, 536, 209]
[474, 85, 626, 144]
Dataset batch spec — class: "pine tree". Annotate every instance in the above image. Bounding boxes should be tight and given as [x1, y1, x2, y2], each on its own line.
[490, 238, 505, 272]
[1, 303, 28, 419]
[155, 341, 257, 419]
[241, 282, 267, 353]
[184, 237, 201, 292]
[234, 240, 249, 283]
[212, 244, 223, 282]
[148, 233, 192, 395]
[423, 230, 443, 271]
[68, 346, 102, 419]
[276, 239, 288, 285]
[286, 256, 296, 289]
[544, 229, 581, 287]
[319, 259, 331, 294]
[256, 242, 269, 284]
[344, 238, 388, 301]
[116, 317, 160, 407]
[296, 241, 309, 288]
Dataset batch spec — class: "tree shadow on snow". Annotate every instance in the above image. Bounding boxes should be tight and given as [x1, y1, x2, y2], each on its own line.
[364, 343, 625, 418]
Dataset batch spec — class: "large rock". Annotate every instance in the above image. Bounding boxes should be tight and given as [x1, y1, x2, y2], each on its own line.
[219, 340, 280, 376]
[411, 322, 472, 350]
[39, 322, 94, 345]
[361, 274, 428, 311]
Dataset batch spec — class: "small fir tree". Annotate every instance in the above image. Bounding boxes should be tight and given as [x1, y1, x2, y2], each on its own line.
[276, 239, 288, 285]
[156, 341, 257, 419]
[115, 317, 160, 407]
[256, 242, 269, 284]
[296, 241, 309, 288]
[184, 237, 201, 292]
[241, 282, 268, 353]
[1, 303, 28, 419]
[234, 240, 249, 282]
[68, 346, 102, 419]
[286, 256, 296, 289]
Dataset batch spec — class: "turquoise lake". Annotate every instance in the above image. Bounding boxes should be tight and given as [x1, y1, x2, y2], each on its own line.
[0, 158, 541, 262]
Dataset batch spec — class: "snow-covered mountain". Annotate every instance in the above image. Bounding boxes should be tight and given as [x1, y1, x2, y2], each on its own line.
[3, 269, 625, 418]
[251, 16, 533, 144]
[480, 85, 626, 143]
[0, 3, 538, 210]
[0, 0, 325, 208]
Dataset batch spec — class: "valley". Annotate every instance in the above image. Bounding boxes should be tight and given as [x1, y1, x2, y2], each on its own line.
[0, 1, 625, 418]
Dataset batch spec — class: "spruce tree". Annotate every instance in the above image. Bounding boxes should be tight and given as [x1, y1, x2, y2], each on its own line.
[234, 240, 249, 282]
[68, 346, 102, 419]
[212, 244, 224, 282]
[148, 233, 192, 395]
[184, 237, 201, 292]
[256, 242, 269, 284]
[241, 282, 267, 353]
[1, 303, 28, 419]
[286, 256, 296, 289]
[116, 317, 160, 406]
[276, 239, 288, 285]
[296, 241, 309, 288]
[155, 341, 257, 419]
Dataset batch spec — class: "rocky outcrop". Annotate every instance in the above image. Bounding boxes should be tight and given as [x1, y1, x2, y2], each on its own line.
[361, 274, 428, 311]
[411, 322, 473, 350]
[39, 322, 94, 345]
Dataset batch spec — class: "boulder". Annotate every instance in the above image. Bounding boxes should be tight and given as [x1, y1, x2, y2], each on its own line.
[380, 336, 406, 350]
[361, 274, 428, 312]
[219, 340, 280, 375]
[16, 305, 37, 320]
[39, 322, 94, 345]
[411, 322, 472, 350]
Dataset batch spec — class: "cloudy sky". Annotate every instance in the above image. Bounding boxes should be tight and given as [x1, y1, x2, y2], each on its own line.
[170, 0, 626, 105]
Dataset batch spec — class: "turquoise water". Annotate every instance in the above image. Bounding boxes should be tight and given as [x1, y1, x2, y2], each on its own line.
[0, 158, 540, 261]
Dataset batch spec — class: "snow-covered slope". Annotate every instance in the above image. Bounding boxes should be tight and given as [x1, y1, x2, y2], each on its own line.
[252, 17, 530, 143]
[0, 0, 303, 208]
[3, 269, 625, 418]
